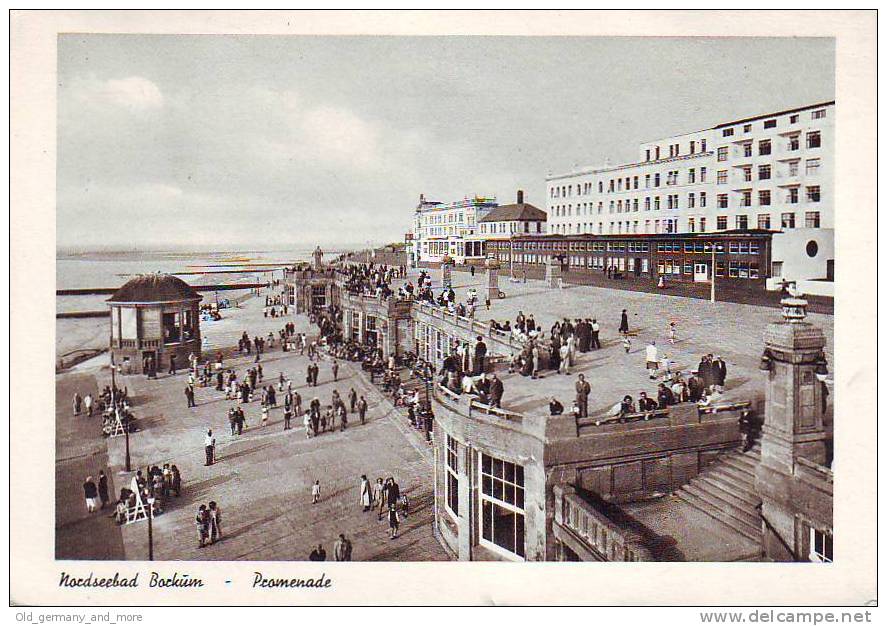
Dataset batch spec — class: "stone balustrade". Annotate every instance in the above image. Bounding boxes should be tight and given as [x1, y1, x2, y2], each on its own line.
[552, 484, 651, 562]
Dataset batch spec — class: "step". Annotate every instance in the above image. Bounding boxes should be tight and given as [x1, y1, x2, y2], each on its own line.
[695, 474, 761, 509]
[677, 489, 762, 543]
[681, 484, 762, 535]
[729, 451, 761, 470]
[703, 468, 759, 501]
[714, 461, 757, 485]
[720, 456, 758, 479]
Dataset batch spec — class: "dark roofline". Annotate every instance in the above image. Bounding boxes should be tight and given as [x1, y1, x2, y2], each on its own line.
[714, 101, 835, 129]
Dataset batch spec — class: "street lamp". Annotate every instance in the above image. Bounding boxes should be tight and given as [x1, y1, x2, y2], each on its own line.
[146, 496, 155, 561]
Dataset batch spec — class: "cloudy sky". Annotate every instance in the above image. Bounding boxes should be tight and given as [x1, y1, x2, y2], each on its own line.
[57, 35, 834, 251]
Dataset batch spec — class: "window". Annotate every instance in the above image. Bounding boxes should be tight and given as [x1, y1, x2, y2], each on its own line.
[810, 528, 833, 563]
[688, 192, 695, 208]
[717, 194, 728, 209]
[645, 149, 650, 161]
[806, 186, 821, 203]
[654, 173, 661, 187]
[743, 123, 752, 133]
[717, 216, 728, 230]
[788, 187, 799, 204]
[480, 453, 525, 559]
[759, 190, 771, 206]
[645, 174, 651, 189]
[717, 147, 728, 161]
[807, 131, 821, 149]
[633, 176, 639, 189]
[789, 134, 800, 151]
[688, 168, 696, 183]
[790, 114, 799, 123]
[743, 142, 753, 158]
[759, 164, 771, 180]
[764, 119, 776, 129]
[758, 214, 771, 230]
[700, 192, 707, 208]
[644, 197, 650, 211]
[805, 211, 821, 228]
[699, 217, 706, 232]
[688, 217, 695, 232]
[445, 435, 459, 517]
[789, 160, 799, 177]
[759, 139, 771, 155]
[742, 166, 752, 182]
[812, 109, 827, 120]
[722, 128, 734, 137]
[736, 215, 748, 229]
[717, 170, 728, 184]
[806, 158, 821, 176]
[741, 190, 752, 207]
[690, 141, 696, 154]
[162, 312, 182, 344]
[654, 196, 660, 210]
[781, 212, 796, 228]
[700, 167, 707, 182]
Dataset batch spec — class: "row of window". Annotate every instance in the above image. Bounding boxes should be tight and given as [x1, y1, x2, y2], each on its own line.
[546, 210, 821, 235]
[551, 185, 820, 220]
[721, 108, 827, 138]
[644, 138, 709, 162]
[717, 132, 821, 161]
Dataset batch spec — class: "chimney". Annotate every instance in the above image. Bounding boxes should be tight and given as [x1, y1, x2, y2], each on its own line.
[517, 189, 524, 204]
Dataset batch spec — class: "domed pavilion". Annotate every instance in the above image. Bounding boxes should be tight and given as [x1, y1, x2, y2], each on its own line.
[107, 273, 202, 376]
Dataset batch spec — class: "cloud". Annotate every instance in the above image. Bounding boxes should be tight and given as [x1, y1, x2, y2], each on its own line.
[71, 75, 164, 111]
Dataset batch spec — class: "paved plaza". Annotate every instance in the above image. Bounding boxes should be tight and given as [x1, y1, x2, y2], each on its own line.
[55, 271, 833, 561]
[413, 267, 834, 418]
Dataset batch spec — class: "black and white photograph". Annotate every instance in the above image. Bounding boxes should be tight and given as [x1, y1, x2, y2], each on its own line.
[9, 9, 877, 609]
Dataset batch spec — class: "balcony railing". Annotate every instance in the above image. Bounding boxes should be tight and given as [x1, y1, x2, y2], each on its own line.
[553, 485, 652, 562]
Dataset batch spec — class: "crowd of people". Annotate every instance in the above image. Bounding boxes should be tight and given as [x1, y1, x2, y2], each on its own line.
[339, 262, 406, 300]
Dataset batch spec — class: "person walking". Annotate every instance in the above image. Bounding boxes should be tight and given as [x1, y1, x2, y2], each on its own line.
[83, 476, 98, 513]
[97, 470, 109, 510]
[185, 385, 196, 408]
[169, 354, 177, 376]
[283, 407, 292, 430]
[312, 480, 321, 504]
[489, 374, 504, 408]
[84, 393, 94, 417]
[196, 505, 210, 548]
[357, 395, 368, 425]
[387, 504, 400, 540]
[73, 393, 82, 416]
[333, 534, 352, 561]
[376, 478, 388, 520]
[575, 374, 591, 419]
[204, 429, 216, 466]
[590, 319, 601, 350]
[348, 388, 358, 413]
[619, 309, 629, 335]
[331, 360, 339, 382]
[359, 475, 372, 512]
[645, 341, 659, 380]
[208, 501, 223, 543]
[309, 544, 326, 561]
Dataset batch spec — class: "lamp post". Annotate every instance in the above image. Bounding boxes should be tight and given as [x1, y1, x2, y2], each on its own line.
[710, 242, 716, 303]
[146, 495, 155, 561]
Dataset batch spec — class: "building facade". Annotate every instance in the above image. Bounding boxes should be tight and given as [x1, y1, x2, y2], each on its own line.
[412, 194, 498, 265]
[546, 101, 834, 288]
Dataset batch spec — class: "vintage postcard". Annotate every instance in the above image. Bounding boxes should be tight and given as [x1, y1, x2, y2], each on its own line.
[9, 9, 878, 608]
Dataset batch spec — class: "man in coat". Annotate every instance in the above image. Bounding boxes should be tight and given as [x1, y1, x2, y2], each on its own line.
[575, 373, 591, 418]
[333, 534, 352, 561]
[713, 356, 727, 392]
[489, 374, 504, 409]
[473, 336, 487, 375]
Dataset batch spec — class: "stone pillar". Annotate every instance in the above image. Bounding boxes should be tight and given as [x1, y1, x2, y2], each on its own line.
[756, 296, 830, 561]
[485, 255, 500, 301]
[441, 255, 454, 289]
[546, 255, 562, 288]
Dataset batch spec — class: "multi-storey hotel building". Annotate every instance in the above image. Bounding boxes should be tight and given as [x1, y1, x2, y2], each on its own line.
[411, 194, 498, 266]
[546, 101, 834, 289]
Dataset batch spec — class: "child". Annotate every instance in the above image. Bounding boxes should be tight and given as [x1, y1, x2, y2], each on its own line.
[311, 480, 321, 504]
[622, 335, 632, 354]
[387, 504, 400, 539]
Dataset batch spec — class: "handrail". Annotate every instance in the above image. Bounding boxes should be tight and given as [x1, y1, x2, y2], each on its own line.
[583, 400, 750, 427]
[795, 456, 833, 482]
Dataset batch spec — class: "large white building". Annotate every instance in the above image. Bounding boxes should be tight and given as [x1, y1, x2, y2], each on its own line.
[411, 194, 498, 265]
[546, 101, 834, 286]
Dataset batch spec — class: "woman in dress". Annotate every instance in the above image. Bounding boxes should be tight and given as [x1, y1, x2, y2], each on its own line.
[359, 475, 372, 512]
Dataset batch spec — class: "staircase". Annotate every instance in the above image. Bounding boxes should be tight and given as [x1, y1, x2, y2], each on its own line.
[675, 443, 762, 543]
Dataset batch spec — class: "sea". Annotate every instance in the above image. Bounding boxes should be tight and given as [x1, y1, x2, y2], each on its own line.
[55, 248, 327, 358]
